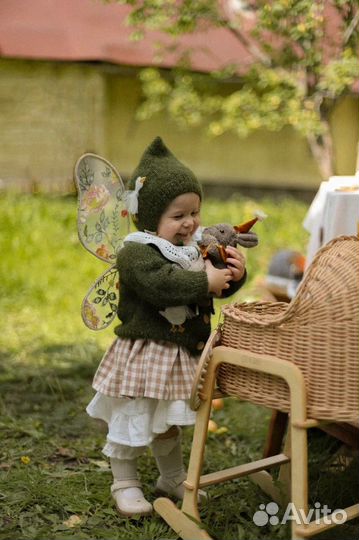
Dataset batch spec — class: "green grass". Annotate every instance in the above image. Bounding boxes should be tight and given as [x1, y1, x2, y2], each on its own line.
[0, 192, 357, 539]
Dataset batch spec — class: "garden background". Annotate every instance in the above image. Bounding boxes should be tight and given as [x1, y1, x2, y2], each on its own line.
[1, 0, 358, 538]
[1, 192, 358, 540]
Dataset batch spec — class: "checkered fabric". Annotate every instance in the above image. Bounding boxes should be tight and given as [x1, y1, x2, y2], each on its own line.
[92, 338, 199, 400]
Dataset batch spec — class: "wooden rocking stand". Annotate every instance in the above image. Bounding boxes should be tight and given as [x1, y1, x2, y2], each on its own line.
[154, 236, 359, 540]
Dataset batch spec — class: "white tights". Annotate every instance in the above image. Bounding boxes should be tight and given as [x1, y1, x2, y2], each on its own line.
[110, 427, 184, 486]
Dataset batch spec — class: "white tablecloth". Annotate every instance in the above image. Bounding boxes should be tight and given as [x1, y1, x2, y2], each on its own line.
[303, 175, 359, 268]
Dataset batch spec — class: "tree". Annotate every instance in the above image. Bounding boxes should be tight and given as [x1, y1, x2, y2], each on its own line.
[117, 0, 359, 179]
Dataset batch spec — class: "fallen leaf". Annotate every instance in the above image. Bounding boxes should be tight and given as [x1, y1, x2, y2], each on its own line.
[57, 447, 75, 458]
[88, 458, 110, 470]
[63, 514, 82, 528]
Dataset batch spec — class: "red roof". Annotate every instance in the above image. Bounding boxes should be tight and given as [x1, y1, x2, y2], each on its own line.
[0, 0, 255, 72]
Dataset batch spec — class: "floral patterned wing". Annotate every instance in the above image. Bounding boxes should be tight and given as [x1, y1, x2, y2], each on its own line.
[81, 265, 120, 330]
[74, 153, 130, 262]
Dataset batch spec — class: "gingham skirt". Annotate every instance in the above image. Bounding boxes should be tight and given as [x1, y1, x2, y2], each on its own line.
[86, 338, 199, 450]
[92, 338, 199, 400]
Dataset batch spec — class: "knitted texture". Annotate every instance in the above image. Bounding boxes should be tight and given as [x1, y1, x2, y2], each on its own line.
[116, 242, 210, 354]
[115, 242, 245, 354]
[128, 137, 203, 232]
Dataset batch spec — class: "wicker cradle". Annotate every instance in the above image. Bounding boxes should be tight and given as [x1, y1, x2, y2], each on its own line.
[218, 235, 359, 423]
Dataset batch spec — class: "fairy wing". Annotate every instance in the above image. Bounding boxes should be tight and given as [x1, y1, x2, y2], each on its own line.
[74, 153, 130, 263]
[74, 153, 129, 330]
[81, 265, 120, 330]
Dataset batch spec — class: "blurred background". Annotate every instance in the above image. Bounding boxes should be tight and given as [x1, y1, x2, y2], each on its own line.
[0, 0, 358, 195]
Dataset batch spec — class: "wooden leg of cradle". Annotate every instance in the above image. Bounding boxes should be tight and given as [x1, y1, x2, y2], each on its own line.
[264, 410, 289, 458]
[153, 498, 212, 540]
[154, 376, 214, 540]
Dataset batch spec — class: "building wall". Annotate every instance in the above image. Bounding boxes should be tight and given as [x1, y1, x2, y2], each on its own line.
[107, 74, 321, 189]
[331, 96, 359, 174]
[107, 75, 359, 190]
[0, 58, 357, 192]
[0, 59, 106, 191]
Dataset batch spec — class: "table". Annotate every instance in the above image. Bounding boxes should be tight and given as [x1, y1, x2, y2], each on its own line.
[303, 174, 359, 268]
[264, 178, 359, 456]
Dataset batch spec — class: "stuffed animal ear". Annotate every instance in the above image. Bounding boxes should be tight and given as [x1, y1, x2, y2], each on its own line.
[74, 153, 130, 262]
[235, 231, 259, 248]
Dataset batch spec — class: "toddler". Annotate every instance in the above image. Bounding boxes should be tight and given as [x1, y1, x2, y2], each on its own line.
[86, 137, 252, 516]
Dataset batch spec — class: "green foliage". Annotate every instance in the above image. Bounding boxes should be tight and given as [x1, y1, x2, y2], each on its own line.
[117, 0, 359, 176]
[0, 191, 308, 350]
[1, 193, 358, 539]
[124, 0, 220, 35]
[319, 49, 359, 96]
[137, 65, 324, 138]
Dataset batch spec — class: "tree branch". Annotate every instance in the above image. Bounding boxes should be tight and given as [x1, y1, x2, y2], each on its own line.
[307, 125, 334, 179]
[344, 9, 359, 44]
[217, 17, 272, 66]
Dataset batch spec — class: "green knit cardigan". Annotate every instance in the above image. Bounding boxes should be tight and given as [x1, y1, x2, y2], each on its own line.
[115, 242, 246, 354]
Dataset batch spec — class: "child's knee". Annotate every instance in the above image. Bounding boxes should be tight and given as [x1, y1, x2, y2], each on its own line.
[151, 426, 182, 456]
[94, 419, 108, 433]
[154, 425, 180, 440]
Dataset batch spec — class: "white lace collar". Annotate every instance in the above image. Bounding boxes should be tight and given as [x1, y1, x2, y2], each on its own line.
[124, 232, 201, 269]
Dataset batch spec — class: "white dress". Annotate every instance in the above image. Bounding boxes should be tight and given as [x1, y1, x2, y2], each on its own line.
[86, 233, 205, 458]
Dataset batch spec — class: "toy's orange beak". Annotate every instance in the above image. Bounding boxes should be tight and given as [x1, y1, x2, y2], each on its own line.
[235, 211, 267, 233]
[234, 217, 259, 233]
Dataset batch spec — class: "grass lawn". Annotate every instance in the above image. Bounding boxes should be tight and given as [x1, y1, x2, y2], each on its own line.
[0, 192, 357, 539]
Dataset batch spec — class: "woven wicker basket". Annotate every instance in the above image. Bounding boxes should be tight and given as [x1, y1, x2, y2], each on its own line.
[218, 236, 359, 422]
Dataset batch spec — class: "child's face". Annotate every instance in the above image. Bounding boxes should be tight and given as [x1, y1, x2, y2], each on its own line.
[157, 192, 201, 246]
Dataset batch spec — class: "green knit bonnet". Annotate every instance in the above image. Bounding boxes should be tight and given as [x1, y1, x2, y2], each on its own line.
[126, 137, 202, 232]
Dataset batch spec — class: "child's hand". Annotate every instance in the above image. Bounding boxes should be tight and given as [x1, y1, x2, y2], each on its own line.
[205, 259, 232, 296]
[225, 246, 246, 282]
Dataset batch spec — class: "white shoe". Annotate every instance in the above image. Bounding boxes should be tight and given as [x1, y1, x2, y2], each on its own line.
[155, 474, 207, 503]
[111, 480, 153, 517]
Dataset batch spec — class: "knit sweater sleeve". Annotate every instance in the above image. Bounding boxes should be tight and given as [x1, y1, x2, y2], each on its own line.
[118, 243, 209, 308]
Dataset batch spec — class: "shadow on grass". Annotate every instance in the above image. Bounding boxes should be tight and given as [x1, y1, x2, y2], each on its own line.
[0, 341, 101, 384]
[0, 342, 101, 440]
[1, 342, 358, 540]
